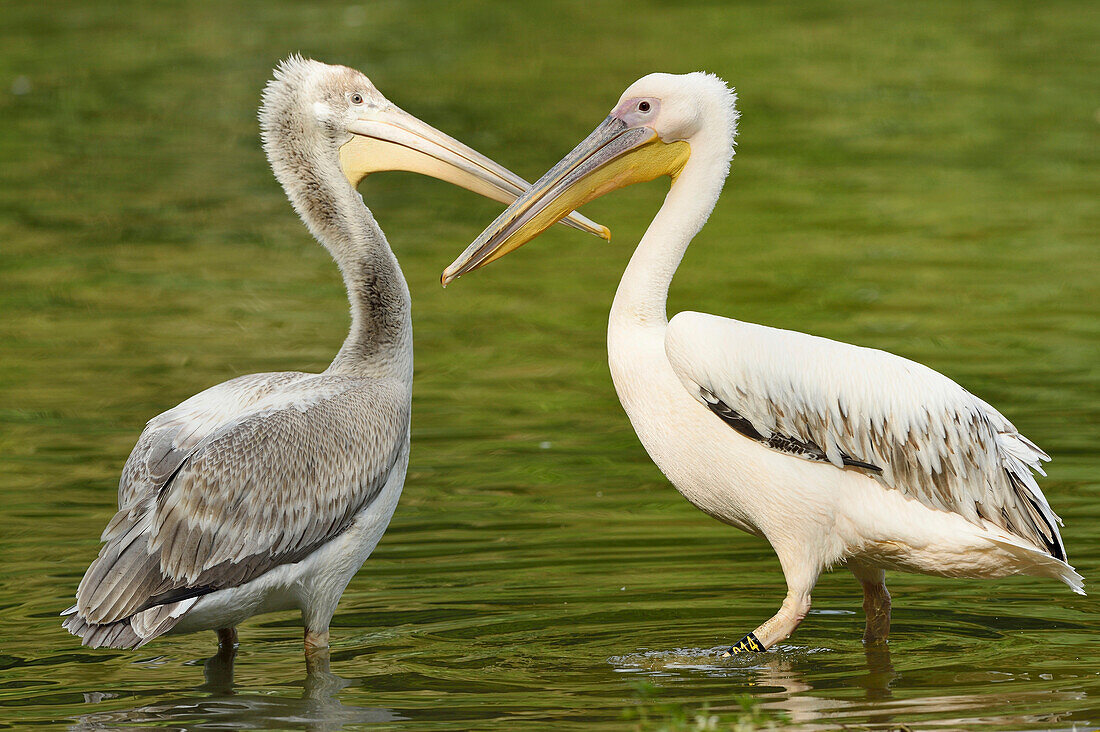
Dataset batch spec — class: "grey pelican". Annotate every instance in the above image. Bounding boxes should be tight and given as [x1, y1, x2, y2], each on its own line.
[62, 56, 606, 661]
[443, 72, 1082, 654]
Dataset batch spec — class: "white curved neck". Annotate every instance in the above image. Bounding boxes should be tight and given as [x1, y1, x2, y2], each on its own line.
[609, 133, 730, 330]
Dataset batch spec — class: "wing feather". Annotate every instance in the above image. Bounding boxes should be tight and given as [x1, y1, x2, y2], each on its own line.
[75, 372, 409, 625]
[115, 372, 313, 513]
[665, 311, 1064, 559]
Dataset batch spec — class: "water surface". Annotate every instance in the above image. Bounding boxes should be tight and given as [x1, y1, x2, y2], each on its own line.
[2, 1, 1097, 729]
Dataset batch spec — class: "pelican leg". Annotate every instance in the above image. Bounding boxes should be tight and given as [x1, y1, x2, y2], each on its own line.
[304, 627, 330, 651]
[302, 582, 342, 670]
[201, 640, 237, 694]
[723, 556, 817, 655]
[304, 628, 331, 674]
[850, 561, 890, 645]
[216, 627, 239, 651]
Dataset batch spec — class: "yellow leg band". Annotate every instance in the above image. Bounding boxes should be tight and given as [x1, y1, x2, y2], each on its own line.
[725, 631, 764, 655]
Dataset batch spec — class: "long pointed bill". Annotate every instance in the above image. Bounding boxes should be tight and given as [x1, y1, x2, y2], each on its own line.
[339, 104, 608, 239]
[441, 116, 690, 285]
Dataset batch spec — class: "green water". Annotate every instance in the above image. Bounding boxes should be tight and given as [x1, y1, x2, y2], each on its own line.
[2, 1, 1097, 729]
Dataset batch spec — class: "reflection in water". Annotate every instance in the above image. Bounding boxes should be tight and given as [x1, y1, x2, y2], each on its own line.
[609, 644, 1089, 730]
[610, 644, 868, 726]
[71, 647, 402, 731]
[750, 646, 899, 727]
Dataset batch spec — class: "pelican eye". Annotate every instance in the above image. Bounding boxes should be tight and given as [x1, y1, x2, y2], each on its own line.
[638, 100, 651, 112]
[350, 93, 364, 105]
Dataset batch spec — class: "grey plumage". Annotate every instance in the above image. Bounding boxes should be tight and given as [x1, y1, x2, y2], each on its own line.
[73, 375, 407, 630]
[64, 57, 417, 649]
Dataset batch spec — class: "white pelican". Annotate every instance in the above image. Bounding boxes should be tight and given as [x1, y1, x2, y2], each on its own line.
[62, 56, 606, 661]
[443, 72, 1083, 654]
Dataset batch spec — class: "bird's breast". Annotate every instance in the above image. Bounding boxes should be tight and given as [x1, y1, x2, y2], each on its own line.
[607, 325, 765, 535]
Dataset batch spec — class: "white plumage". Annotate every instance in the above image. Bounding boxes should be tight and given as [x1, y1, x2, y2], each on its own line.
[666, 311, 1064, 557]
[444, 71, 1082, 651]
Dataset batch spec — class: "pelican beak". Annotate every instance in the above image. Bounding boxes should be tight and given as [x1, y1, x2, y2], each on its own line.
[339, 104, 608, 239]
[441, 116, 690, 285]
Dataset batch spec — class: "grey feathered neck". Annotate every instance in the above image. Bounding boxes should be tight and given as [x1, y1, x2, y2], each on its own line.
[259, 57, 412, 383]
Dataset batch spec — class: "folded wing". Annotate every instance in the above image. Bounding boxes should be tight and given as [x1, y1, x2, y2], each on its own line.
[665, 311, 1063, 561]
[69, 372, 409, 634]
